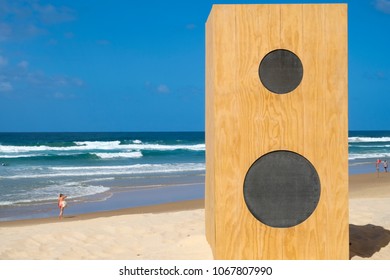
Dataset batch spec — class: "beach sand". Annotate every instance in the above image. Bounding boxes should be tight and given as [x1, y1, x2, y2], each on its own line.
[1, 173, 390, 260]
[349, 173, 390, 260]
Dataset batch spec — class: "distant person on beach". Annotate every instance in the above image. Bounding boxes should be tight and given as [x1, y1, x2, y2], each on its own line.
[58, 193, 68, 219]
[376, 159, 381, 176]
[384, 160, 388, 173]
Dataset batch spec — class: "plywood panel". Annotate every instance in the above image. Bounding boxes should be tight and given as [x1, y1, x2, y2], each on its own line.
[205, 6, 215, 252]
[205, 4, 348, 260]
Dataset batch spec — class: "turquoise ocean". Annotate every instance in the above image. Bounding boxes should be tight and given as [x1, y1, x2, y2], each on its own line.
[0, 131, 387, 221]
[0, 132, 205, 221]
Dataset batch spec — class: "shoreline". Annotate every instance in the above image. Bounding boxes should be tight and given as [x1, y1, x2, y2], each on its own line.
[1, 172, 390, 259]
[0, 198, 204, 228]
[0, 174, 205, 222]
[349, 172, 390, 198]
[1, 171, 385, 225]
[0, 159, 378, 223]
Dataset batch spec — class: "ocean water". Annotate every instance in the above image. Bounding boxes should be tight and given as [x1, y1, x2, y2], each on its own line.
[349, 130, 390, 174]
[0, 132, 205, 221]
[0, 131, 387, 221]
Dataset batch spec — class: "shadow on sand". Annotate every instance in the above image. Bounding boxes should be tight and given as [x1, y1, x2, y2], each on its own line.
[349, 224, 390, 259]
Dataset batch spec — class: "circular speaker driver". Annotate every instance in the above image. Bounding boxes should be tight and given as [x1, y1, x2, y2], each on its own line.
[243, 150, 320, 228]
[259, 49, 303, 94]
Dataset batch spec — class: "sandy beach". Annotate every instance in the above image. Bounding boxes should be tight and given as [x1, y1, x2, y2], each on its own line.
[348, 172, 390, 259]
[1, 172, 390, 260]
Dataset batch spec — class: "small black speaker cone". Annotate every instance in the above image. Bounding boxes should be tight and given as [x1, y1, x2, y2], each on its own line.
[259, 49, 303, 94]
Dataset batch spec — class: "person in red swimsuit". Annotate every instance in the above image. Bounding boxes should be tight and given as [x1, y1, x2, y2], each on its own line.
[58, 193, 68, 219]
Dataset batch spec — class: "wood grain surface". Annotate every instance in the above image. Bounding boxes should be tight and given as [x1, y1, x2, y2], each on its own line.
[206, 4, 348, 259]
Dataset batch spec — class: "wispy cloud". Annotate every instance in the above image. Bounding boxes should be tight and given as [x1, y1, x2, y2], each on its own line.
[145, 81, 171, 94]
[0, 81, 13, 92]
[32, 2, 75, 24]
[0, 70, 13, 92]
[157, 84, 170, 93]
[0, 0, 76, 41]
[0, 60, 84, 97]
[0, 1, 80, 98]
[26, 71, 85, 88]
[375, 0, 390, 14]
[50, 91, 75, 99]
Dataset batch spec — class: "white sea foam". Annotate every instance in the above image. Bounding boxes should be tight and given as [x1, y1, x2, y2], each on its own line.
[129, 143, 205, 151]
[73, 140, 122, 149]
[349, 137, 390, 143]
[349, 144, 390, 148]
[0, 183, 110, 206]
[0, 153, 43, 158]
[0, 163, 205, 179]
[94, 151, 143, 159]
[0, 141, 205, 155]
[349, 161, 376, 167]
[349, 153, 390, 160]
[81, 177, 116, 183]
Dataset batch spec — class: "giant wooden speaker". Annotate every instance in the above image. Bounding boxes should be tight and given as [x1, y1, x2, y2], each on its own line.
[205, 4, 348, 259]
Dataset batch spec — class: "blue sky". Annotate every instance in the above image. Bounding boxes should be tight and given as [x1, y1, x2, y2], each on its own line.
[0, 0, 389, 132]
